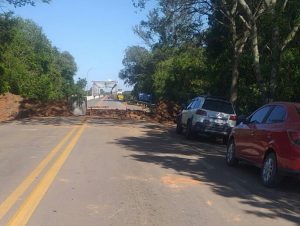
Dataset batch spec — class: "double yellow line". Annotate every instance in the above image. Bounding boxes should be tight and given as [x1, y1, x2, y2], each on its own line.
[0, 122, 86, 226]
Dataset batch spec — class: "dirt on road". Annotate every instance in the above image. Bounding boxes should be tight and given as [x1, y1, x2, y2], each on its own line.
[87, 100, 180, 123]
[0, 93, 179, 124]
[0, 93, 72, 122]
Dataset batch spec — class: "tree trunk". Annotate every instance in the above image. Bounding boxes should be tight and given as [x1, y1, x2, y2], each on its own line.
[229, 15, 249, 105]
[269, 7, 280, 102]
[230, 52, 239, 104]
[229, 17, 239, 105]
[251, 23, 264, 104]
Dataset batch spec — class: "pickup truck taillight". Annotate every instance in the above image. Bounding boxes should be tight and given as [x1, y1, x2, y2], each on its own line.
[288, 130, 300, 146]
[229, 115, 237, 121]
[196, 109, 207, 116]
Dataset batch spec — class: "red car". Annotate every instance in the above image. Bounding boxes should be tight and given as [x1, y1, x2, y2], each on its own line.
[226, 102, 300, 187]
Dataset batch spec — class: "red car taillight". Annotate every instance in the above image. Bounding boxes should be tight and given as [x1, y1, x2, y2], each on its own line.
[229, 115, 237, 121]
[288, 130, 300, 146]
[196, 109, 207, 116]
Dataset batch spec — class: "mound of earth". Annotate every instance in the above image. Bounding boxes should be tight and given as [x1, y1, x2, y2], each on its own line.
[88, 109, 152, 121]
[153, 101, 180, 123]
[0, 93, 23, 122]
[87, 101, 180, 124]
[0, 93, 72, 122]
[18, 99, 72, 118]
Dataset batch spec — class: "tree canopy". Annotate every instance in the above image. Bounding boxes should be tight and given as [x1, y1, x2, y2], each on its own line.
[120, 0, 300, 114]
[3, 0, 50, 7]
[0, 14, 83, 101]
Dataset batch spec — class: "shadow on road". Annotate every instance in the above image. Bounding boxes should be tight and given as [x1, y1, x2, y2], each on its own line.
[113, 124, 300, 225]
[3, 117, 85, 126]
[0, 116, 162, 127]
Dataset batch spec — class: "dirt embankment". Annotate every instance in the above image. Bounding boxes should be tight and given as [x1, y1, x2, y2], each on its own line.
[0, 93, 23, 121]
[0, 93, 72, 122]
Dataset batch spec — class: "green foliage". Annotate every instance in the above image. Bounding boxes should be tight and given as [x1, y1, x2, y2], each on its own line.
[122, 0, 300, 115]
[154, 46, 207, 102]
[122, 91, 134, 101]
[119, 45, 156, 98]
[0, 14, 83, 102]
[70, 78, 87, 105]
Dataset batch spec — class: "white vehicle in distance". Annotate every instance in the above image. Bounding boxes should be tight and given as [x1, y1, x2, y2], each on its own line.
[176, 96, 237, 144]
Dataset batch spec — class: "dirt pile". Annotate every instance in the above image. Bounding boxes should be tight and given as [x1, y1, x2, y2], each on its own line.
[152, 101, 180, 123]
[0, 93, 72, 122]
[18, 99, 72, 118]
[88, 101, 180, 123]
[0, 93, 23, 121]
[87, 109, 152, 120]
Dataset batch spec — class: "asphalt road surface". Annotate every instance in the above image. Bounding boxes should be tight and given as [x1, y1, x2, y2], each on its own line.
[0, 117, 300, 226]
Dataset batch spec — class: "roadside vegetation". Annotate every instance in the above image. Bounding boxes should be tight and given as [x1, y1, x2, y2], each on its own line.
[0, 0, 86, 102]
[119, 0, 300, 114]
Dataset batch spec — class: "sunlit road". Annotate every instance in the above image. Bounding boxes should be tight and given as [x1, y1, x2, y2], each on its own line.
[0, 117, 300, 226]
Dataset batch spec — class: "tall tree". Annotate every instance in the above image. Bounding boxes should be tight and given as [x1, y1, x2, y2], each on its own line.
[238, 0, 300, 102]
[267, 0, 300, 101]
[119, 46, 155, 96]
[2, 0, 50, 7]
[0, 13, 16, 93]
[133, 0, 253, 104]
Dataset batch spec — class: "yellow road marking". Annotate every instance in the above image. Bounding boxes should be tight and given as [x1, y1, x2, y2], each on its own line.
[7, 123, 86, 226]
[0, 126, 78, 220]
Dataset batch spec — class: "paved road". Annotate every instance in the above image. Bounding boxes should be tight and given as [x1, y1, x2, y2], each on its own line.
[0, 117, 300, 226]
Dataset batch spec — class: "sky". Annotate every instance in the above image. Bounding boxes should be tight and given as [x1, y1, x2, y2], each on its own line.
[6, 0, 153, 91]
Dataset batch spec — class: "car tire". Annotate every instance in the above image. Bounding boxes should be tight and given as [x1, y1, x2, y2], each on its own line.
[226, 140, 238, 166]
[261, 153, 282, 188]
[185, 120, 194, 140]
[176, 117, 183, 134]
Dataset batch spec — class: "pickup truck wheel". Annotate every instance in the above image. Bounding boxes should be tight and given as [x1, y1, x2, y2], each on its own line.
[185, 121, 194, 140]
[176, 118, 183, 134]
[261, 153, 282, 187]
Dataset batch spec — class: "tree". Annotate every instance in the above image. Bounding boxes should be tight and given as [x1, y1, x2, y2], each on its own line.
[0, 13, 16, 93]
[238, 0, 300, 102]
[267, 0, 300, 101]
[54, 50, 77, 83]
[0, 15, 79, 101]
[119, 46, 155, 96]
[126, 0, 300, 113]
[154, 45, 207, 102]
[133, 0, 253, 104]
[134, 0, 204, 47]
[2, 0, 50, 7]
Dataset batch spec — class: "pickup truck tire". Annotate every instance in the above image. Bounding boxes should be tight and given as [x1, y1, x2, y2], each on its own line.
[185, 120, 194, 140]
[176, 119, 183, 134]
